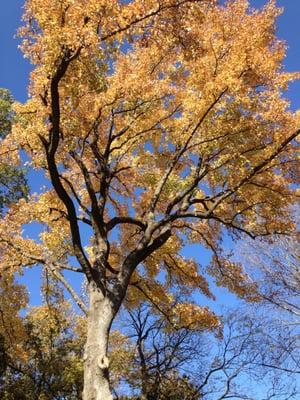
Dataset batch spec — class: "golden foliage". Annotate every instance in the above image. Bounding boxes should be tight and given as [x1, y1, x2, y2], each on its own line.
[1, 0, 299, 334]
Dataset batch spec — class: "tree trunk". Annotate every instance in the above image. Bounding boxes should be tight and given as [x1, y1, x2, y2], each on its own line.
[83, 282, 114, 400]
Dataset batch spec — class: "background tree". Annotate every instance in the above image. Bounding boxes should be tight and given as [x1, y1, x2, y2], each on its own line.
[1, 1, 299, 398]
[0, 280, 84, 400]
[196, 310, 300, 400]
[115, 304, 299, 400]
[1, 298, 299, 399]
[121, 303, 205, 400]
[0, 275, 28, 387]
[0, 88, 29, 393]
[240, 228, 300, 318]
[0, 88, 28, 214]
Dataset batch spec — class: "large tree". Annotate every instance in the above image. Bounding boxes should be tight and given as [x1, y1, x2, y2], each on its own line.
[1, 0, 299, 398]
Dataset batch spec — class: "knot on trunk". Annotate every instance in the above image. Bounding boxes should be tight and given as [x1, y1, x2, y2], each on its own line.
[98, 355, 109, 370]
[98, 355, 110, 381]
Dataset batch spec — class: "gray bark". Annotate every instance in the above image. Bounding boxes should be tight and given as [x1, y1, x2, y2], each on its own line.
[83, 282, 114, 400]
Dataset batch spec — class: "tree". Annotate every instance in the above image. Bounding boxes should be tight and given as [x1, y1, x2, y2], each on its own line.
[1, 1, 300, 398]
[240, 228, 300, 317]
[0, 274, 28, 382]
[0, 89, 29, 390]
[120, 303, 204, 399]
[114, 303, 299, 400]
[145, 374, 200, 400]
[1, 301, 298, 400]
[0, 88, 28, 214]
[0, 280, 84, 400]
[196, 310, 300, 400]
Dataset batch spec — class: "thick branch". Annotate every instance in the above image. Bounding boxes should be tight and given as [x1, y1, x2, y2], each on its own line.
[39, 49, 93, 280]
[109, 229, 172, 311]
[106, 216, 146, 232]
[71, 151, 105, 238]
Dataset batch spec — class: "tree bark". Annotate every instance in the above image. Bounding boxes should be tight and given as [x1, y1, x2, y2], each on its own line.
[83, 282, 114, 400]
